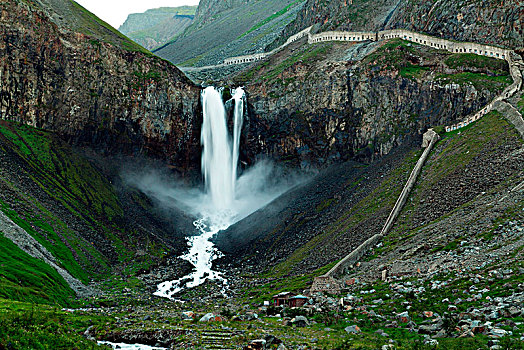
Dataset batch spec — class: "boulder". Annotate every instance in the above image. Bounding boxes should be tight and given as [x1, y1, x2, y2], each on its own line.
[344, 325, 361, 334]
[291, 316, 310, 327]
[264, 334, 283, 346]
[181, 311, 195, 320]
[199, 313, 225, 322]
[245, 339, 266, 350]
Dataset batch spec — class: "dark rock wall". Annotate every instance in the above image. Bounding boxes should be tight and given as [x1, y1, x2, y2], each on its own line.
[0, 0, 201, 172]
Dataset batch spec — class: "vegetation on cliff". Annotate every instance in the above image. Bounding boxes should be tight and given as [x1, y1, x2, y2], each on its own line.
[228, 37, 512, 171]
[0, 121, 173, 305]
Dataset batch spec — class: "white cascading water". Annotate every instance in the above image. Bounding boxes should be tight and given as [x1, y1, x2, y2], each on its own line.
[201, 87, 234, 209]
[231, 88, 244, 194]
[154, 86, 246, 299]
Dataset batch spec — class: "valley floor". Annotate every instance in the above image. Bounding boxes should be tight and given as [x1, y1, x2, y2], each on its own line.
[2, 110, 523, 350]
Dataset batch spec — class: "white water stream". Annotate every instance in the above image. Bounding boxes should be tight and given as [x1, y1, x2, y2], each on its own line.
[98, 341, 166, 350]
[154, 87, 247, 299]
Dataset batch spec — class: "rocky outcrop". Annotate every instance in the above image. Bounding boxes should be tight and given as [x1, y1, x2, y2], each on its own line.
[385, 0, 523, 50]
[237, 40, 510, 166]
[272, 0, 399, 48]
[0, 0, 201, 171]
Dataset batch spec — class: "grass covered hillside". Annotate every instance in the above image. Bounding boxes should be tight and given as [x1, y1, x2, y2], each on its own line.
[0, 121, 178, 306]
[0, 234, 75, 306]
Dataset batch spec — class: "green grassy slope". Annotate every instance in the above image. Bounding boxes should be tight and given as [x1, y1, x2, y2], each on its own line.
[388, 110, 523, 245]
[0, 299, 110, 349]
[0, 121, 117, 282]
[0, 235, 75, 306]
[0, 121, 169, 306]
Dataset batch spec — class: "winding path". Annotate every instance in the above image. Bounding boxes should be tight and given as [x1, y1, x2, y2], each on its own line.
[309, 46, 523, 292]
[179, 27, 522, 134]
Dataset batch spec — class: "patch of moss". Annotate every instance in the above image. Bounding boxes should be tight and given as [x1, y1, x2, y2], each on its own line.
[399, 64, 429, 79]
[363, 39, 421, 68]
[445, 53, 508, 75]
[436, 72, 512, 93]
[263, 43, 332, 82]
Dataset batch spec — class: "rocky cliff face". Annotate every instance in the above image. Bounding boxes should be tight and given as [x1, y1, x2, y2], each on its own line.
[273, 0, 398, 48]
[278, 0, 523, 49]
[0, 0, 201, 172]
[232, 39, 511, 167]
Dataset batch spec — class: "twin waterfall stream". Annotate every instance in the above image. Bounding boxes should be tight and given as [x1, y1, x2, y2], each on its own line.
[155, 87, 246, 299]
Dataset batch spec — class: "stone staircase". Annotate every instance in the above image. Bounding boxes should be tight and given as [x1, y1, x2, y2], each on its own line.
[200, 330, 238, 349]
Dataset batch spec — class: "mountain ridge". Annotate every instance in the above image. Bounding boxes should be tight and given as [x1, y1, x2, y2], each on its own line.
[119, 6, 197, 51]
[154, 0, 306, 66]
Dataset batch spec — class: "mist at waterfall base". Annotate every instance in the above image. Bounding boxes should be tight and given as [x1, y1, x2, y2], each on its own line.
[125, 87, 305, 299]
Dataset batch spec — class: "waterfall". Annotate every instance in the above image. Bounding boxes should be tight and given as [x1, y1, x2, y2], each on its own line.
[154, 86, 245, 299]
[200, 86, 245, 209]
[146, 85, 299, 299]
[231, 88, 244, 195]
[201, 87, 233, 209]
